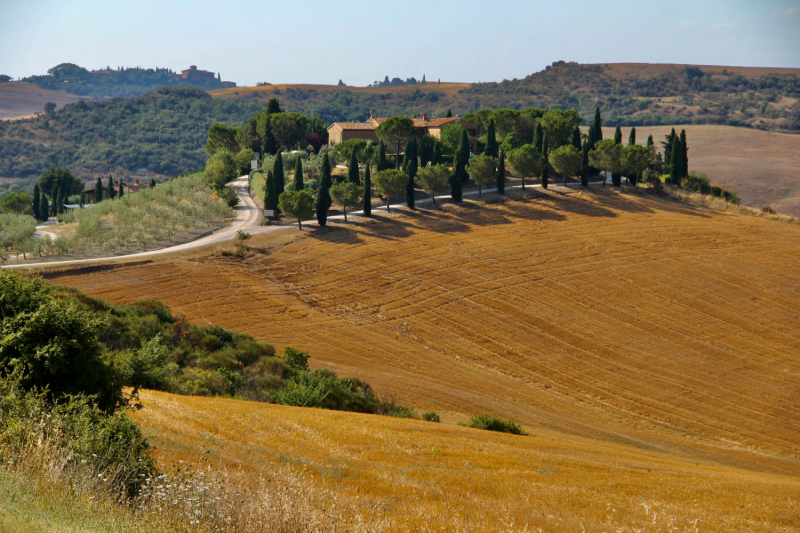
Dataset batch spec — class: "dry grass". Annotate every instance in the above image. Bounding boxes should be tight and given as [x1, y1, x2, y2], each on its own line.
[47, 187, 800, 483]
[586, 125, 800, 216]
[0, 81, 87, 120]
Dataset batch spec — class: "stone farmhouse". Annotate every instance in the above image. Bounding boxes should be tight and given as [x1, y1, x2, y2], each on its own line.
[327, 114, 479, 153]
[82, 179, 149, 204]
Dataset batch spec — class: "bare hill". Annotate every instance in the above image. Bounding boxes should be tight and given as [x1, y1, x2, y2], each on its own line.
[47, 187, 800, 480]
[0, 81, 88, 120]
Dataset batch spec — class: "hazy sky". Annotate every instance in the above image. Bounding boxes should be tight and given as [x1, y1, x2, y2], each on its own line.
[1, 0, 799, 87]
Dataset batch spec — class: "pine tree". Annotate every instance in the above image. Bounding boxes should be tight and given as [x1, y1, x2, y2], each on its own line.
[445, 109, 452, 118]
[377, 141, 388, 171]
[316, 155, 332, 226]
[485, 119, 498, 158]
[118, 180, 124, 198]
[95, 176, 103, 203]
[628, 127, 636, 146]
[457, 130, 471, 184]
[362, 162, 372, 217]
[272, 153, 285, 213]
[611, 125, 623, 186]
[533, 122, 544, 153]
[431, 141, 442, 166]
[262, 118, 276, 155]
[40, 192, 49, 220]
[496, 151, 505, 194]
[572, 126, 581, 151]
[32, 184, 40, 220]
[540, 132, 549, 188]
[404, 138, 418, 208]
[150, 178, 156, 188]
[347, 151, 359, 185]
[107, 175, 116, 200]
[294, 156, 305, 191]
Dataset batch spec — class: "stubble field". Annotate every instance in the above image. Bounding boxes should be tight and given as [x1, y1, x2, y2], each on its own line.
[45, 186, 800, 529]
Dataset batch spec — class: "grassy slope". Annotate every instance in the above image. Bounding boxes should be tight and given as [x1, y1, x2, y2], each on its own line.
[585, 124, 800, 216]
[47, 187, 800, 480]
[0, 81, 88, 120]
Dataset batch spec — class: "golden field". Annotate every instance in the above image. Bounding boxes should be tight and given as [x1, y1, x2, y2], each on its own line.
[0, 81, 87, 120]
[44, 186, 800, 529]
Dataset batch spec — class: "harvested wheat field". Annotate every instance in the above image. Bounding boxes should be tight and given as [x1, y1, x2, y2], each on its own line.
[132, 388, 798, 532]
[48, 187, 800, 482]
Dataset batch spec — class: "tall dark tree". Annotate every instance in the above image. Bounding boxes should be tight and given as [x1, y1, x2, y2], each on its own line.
[533, 122, 544, 153]
[94, 176, 103, 203]
[118, 180, 124, 198]
[431, 141, 443, 166]
[265, 170, 277, 211]
[628, 127, 636, 146]
[484, 118, 499, 158]
[39, 191, 49, 220]
[266, 98, 282, 114]
[646, 134, 654, 149]
[456, 130, 471, 184]
[496, 150, 505, 194]
[581, 138, 590, 187]
[347, 151, 359, 185]
[611, 125, 623, 186]
[445, 109, 453, 118]
[272, 153, 285, 213]
[680, 129, 689, 176]
[106, 175, 116, 200]
[663, 128, 677, 173]
[32, 184, 40, 220]
[316, 155, 332, 226]
[150, 178, 157, 188]
[293, 156, 304, 191]
[540, 131, 549, 188]
[262, 118, 277, 156]
[362, 162, 372, 217]
[51, 187, 60, 215]
[377, 141, 389, 171]
[404, 138, 418, 208]
[571, 126, 582, 151]
[589, 107, 603, 148]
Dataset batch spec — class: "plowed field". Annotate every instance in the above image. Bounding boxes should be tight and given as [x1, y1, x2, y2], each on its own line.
[47, 187, 800, 480]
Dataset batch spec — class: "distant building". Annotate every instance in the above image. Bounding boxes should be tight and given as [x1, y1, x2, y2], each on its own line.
[181, 65, 215, 82]
[82, 179, 149, 204]
[327, 113, 478, 153]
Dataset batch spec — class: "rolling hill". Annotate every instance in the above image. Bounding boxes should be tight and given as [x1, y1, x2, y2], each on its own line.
[0, 81, 89, 120]
[45, 186, 800, 483]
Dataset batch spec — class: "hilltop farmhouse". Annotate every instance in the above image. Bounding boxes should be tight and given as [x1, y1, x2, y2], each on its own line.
[328, 114, 478, 153]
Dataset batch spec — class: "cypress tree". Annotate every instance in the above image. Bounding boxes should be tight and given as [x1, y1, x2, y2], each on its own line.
[664, 128, 677, 173]
[40, 192, 49, 220]
[589, 107, 603, 148]
[581, 138, 590, 187]
[118, 180, 124, 198]
[680, 129, 688, 178]
[347, 150, 359, 185]
[377, 141, 388, 171]
[51, 187, 60, 215]
[262, 118, 276, 156]
[316, 155, 332, 226]
[533, 122, 544, 153]
[457, 130, 470, 184]
[628, 127, 636, 146]
[95, 176, 103, 203]
[450, 153, 462, 202]
[540, 131, 549, 189]
[431, 141, 442, 166]
[646, 134, 654, 149]
[670, 136, 682, 184]
[272, 153, 284, 213]
[294, 156, 304, 191]
[404, 138, 418, 209]
[107, 175, 116, 200]
[445, 109, 452, 118]
[572, 126, 581, 151]
[79, 195, 84, 209]
[150, 178, 156, 188]
[496, 150, 505, 194]
[612, 125, 622, 187]
[362, 162, 372, 217]
[485, 119, 498, 158]
[265, 170, 276, 210]
[32, 184, 40, 220]
[266, 98, 282, 114]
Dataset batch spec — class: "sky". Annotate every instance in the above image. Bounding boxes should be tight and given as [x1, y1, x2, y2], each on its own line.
[1, 0, 799, 87]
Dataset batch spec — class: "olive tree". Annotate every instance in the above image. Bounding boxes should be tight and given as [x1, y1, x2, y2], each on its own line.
[330, 181, 362, 221]
[372, 169, 408, 212]
[466, 154, 497, 196]
[416, 164, 451, 205]
[549, 145, 582, 187]
[588, 139, 623, 186]
[507, 144, 545, 190]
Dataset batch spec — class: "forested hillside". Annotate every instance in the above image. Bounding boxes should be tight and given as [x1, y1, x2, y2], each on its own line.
[213, 62, 800, 131]
[0, 87, 257, 193]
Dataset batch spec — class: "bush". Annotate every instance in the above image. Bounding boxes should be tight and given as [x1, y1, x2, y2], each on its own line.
[422, 411, 440, 422]
[460, 413, 528, 435]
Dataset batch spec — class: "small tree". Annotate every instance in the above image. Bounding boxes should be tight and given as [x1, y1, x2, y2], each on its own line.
[150, 178, 157, 188]
[589, 139, 622, 186]
[316, 155, 332, 226]
[375, 116, 415, 169]
[416, 164, 450, 205]
[466, 154, 496, 196]
[278, 189, 315, 229]
[549, 145, 582, 187]
[621, 144, 651, 185]
[507, 144, 545, 190]
[373, 169, 408, 213]
[496, 150, 506, 194]
[235, 230, 251, 256]
[0, 191, 33, 216]
[206, 151, 237, 191]
[445, 109, 452, 118]
[293, 156, 304, 191]
[330, 181, 362, 221]
[484, 118, 499, 158]
[362, 163, 372, 217]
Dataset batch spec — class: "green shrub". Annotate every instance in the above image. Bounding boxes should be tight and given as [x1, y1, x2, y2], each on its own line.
[422, 412, 440, 422]
[460, 413, 528, 435]
[283, 346, 309, 371]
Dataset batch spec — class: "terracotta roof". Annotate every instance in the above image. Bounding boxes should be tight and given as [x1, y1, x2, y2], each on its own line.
[330, 117, 476, 131]
[328, 122, 379, 131]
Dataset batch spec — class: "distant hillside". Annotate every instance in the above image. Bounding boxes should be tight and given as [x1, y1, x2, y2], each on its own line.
[0, 81, 89, 120]
[213, 62, 800, 131]
[0, 86, 257, 193]
[18, 63, 235, 99]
